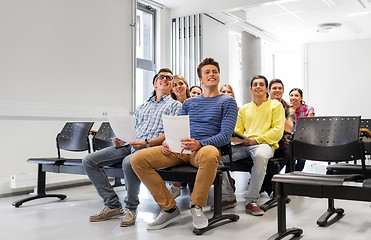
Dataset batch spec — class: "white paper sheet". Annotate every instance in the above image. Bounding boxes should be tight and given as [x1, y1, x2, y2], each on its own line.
[108, 114, 137, 143]
[162, 115, 191, 154]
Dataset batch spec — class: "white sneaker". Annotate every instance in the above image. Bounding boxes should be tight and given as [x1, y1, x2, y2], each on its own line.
[147, 206, 181, 230]
[169, 185, 181, 199]
[190, 205, 208, 229]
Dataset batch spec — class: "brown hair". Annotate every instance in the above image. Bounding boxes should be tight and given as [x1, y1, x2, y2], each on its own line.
[197, 58, 220, 78]
[171, 75, 190, 100]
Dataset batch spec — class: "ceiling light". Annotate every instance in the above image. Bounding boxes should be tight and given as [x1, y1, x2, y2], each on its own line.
[347, 11, 371, 17]
[317, 23, 342, 33]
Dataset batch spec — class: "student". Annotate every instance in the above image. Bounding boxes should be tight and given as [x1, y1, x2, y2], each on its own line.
[189, 85, 202, 97]
[221, 75, 285, 216]
[220, 84, 235, 98]
[82, 69, 182, 227]
[171, 75, 190, 103]
[286, 87, 315, 172]
[131, 58, 238, 230]
[269, 79, 294, 133]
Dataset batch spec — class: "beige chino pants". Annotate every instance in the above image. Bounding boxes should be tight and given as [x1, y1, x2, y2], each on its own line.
[131, 145, 221, 211]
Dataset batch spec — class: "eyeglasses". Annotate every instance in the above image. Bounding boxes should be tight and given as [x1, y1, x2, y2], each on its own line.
[157, 75, 174, 82]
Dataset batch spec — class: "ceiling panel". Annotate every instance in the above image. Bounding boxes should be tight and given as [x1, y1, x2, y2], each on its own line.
[154, 0, 371, 43]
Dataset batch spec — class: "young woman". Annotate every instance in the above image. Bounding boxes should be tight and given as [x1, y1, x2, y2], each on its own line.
[288, 88, 315, 172]
[289, 88, 315, 124]
[220, 84, 235, 98]
[189, 85, 202, 97]
[171, 75, 190, 103]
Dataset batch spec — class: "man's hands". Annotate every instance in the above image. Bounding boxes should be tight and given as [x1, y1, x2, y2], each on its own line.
[162, 138, 201, 154]
[112, 137, 148, 150]
[242, 138, 258, 146]
[129, 141, 147, 150]
[112, 137, 125, 148]
[162, 140, 171, 154]
[181, 138, 201, 152]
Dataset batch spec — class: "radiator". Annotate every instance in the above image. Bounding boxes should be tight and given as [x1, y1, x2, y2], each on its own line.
[10, 172, 89, 189]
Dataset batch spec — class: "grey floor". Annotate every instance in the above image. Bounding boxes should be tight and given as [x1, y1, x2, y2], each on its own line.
[2, 171, 371, 240]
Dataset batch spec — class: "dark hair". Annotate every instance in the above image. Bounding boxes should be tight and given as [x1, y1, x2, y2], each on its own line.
[152, 68, 173, 96]
[190, 85, 203, 93]
[197, 58, 220, 78]
[289, 88, 304, 104]
[250, 75, 268, 88]
[269, 78, 284, 90]
[289, 88, 303, 97]
[170, 75, 190, 100]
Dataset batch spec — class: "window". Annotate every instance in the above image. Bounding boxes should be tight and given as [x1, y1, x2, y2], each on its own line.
[136, 3, 156, 108]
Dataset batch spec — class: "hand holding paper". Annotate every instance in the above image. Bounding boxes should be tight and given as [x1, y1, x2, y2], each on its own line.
[108, 114, 137, 143]
[162, 115, 191, 154]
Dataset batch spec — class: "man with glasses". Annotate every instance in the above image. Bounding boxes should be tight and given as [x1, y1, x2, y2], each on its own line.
[83, 68, 182, 227]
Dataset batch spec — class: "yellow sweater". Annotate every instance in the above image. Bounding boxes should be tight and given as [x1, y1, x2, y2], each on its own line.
[235, 99, 285, 151]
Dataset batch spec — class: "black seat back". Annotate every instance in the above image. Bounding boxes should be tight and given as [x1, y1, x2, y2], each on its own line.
[361, 119, 371, 130]
[92, 122, 116, 151]
[57, 122, 94, 157]
[293, 116, 363, 162]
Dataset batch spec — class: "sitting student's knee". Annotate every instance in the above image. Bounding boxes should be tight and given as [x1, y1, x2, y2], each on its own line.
[122, 155, 132, 169]
[82, 154, 94, 168]
[130, 152, 143, 169]
[198, 145, 221, 166]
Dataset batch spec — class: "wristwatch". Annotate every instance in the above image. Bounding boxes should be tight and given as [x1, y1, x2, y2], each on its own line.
[145, 139, 150, 148]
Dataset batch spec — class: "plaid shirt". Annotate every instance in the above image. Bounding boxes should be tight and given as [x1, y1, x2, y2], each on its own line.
[133, 95, 182, 152]
[290, 103, 315, 124]
[281, 99, 295, 122]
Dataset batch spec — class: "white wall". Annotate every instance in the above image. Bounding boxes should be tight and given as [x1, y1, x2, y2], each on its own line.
[228, 30, 242, 105]
[201, 14, 229, 85]
[0, 0, 134, 195]
[306, 38, 371, 118]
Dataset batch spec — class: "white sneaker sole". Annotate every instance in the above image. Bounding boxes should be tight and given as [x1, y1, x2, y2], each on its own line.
[147, 214, 181, 230]
[193, 219, 208, 229]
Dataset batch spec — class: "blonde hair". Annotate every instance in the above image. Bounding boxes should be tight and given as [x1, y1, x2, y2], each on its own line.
[220, 84, 235, 99]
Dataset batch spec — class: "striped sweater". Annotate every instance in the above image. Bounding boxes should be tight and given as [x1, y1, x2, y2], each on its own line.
[181, 93, 238, 148]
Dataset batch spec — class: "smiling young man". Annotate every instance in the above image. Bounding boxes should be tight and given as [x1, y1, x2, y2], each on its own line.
[131, 58, 238, 230]
[221, 75, 285, 216]
[82, 68, 182, 227]
[268, 79, 294, 132]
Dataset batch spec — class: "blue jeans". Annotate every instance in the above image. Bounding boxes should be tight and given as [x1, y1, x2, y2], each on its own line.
[82, 145, 141, 210]
[221, 144, 273, 204]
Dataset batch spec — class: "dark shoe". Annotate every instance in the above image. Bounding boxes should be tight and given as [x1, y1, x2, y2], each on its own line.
[210, 199, 237, 211]
[245, 202, 264, 216]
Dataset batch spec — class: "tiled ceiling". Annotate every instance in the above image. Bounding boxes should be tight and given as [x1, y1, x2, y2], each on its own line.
[153, 0, 371, 43]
